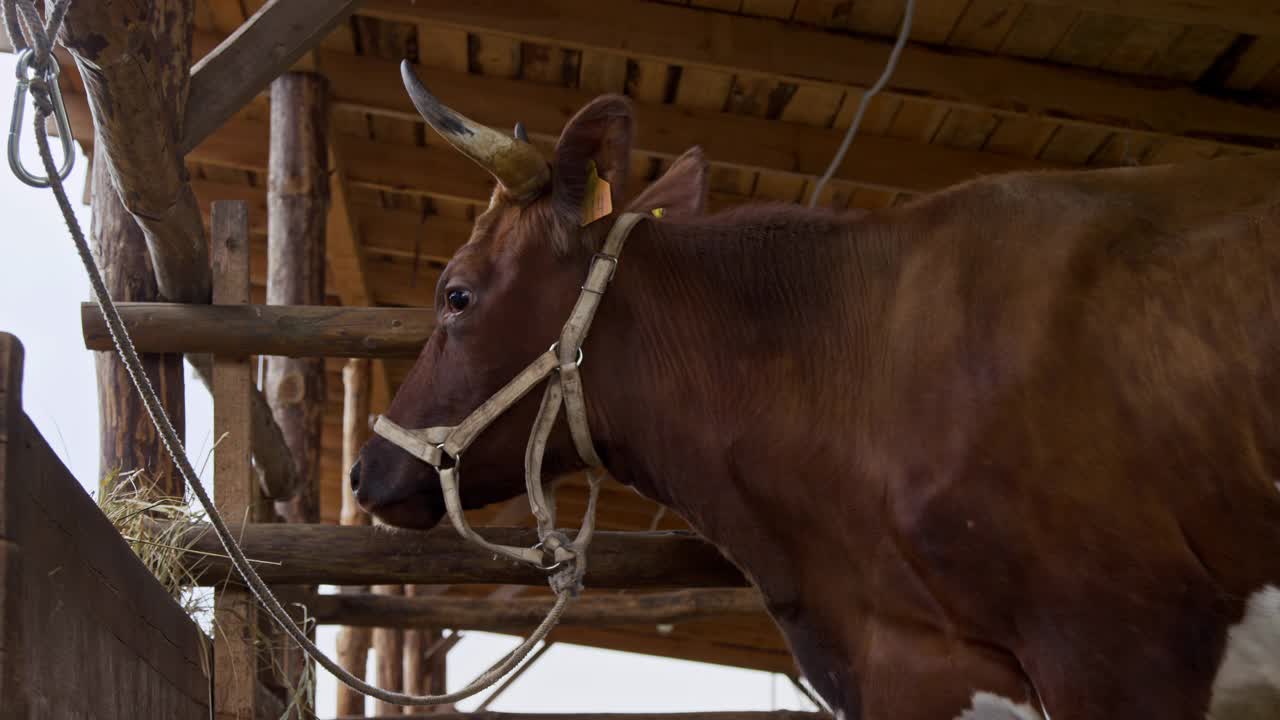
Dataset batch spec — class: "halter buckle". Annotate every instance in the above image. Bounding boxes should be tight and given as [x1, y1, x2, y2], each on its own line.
[592, 252, 619, 283]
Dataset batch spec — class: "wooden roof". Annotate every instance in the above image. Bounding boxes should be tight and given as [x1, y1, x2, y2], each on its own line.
[46, 0, 1280, 675]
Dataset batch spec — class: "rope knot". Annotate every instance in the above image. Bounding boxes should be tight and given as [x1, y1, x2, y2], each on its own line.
[28, 74, 53, 115]
[548, 556, 586, 598]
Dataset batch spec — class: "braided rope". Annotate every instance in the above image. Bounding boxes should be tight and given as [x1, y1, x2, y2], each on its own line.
[17, 0, 578, 704]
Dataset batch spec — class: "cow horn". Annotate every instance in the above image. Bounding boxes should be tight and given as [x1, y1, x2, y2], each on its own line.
[400, 60, 549, 200]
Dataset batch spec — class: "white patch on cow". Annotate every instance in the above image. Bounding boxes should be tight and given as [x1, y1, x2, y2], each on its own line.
[1208, 585, 1280, 719]
[954, 692, 1045, 720]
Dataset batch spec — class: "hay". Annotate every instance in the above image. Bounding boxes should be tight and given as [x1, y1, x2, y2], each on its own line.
[99, 469, 316, 719]
[98, 469, 215, 627]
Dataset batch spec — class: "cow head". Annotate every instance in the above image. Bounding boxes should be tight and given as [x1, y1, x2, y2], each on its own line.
[350, 62, 708, 529]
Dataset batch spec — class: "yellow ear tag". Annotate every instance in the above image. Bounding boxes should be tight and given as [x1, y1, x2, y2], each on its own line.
[580, 160, 613, 226]
[651, 207, 666, 218]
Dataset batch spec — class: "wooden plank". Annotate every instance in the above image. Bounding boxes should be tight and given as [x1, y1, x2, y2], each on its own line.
[1099, 20, 1183, 74]
[65, 45, 1067, 197]
[57, 1, 211, 302]
[182, 0, 362, 152]
[0, 335, 20, 539]
[211, 201, 264, 720]
[174, 524, 747, 588]
[309, 588, 764, 629]
[947, 0, 1023, 52]
[996, 4, 1077, 60]
[1146, 25, 1239, 83]
[1047, 12, 1136, 68]
[547, 625, 794, 674]
[336, 359, 373, 716]
[1019, 0, 1280, 38]
[0, 333, 208, 718]
[372, 584, 405, 716]
[1225, 37, 1280, 91]
[361, 0, 1280, 147]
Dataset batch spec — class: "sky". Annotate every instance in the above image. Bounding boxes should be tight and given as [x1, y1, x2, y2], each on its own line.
[0, 53, 820, 716]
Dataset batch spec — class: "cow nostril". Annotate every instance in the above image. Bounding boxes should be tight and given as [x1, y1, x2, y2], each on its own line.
[349, 459, 362, 493]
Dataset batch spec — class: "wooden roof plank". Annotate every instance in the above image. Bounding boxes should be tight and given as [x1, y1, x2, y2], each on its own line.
[997, 3, 1078, 60]
[360, 0, 1280, 148]
[1021, 0, 1280, 39]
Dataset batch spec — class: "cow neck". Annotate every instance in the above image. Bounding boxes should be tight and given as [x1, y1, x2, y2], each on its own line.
[588, 207, 894, 586]
[372, 211, 648, 572]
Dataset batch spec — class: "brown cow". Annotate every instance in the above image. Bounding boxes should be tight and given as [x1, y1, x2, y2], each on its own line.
[351, 64, 1280, 720]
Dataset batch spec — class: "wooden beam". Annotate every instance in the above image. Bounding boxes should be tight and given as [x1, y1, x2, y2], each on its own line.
[267, 72, 330, 525]
[308, 588, 765, 629]
[211, 201, 265, 719]
[1021, 0, 1280, 38]
[175, 524, 747, 588]
[57, 2, 211, 302]
[81, 303, 433, 358]
[318, 53, 1060, 194]
[361, 0, 1280, 148]
[182, 0, 362, 152]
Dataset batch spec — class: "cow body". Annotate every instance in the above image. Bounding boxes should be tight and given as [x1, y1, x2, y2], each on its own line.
[564, 152, 1280, 719]
[353, 74, 1280, 719]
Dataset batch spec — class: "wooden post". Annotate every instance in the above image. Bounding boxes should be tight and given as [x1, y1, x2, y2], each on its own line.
[372, 584, 405, 716]
[266, 70, 330, 717]
[211, 201, 266, 719]
[266, 71, 329, 524]
[89, 150, 185, 498]
[337, 358, 373, 716]
[57, 0, 211, 302]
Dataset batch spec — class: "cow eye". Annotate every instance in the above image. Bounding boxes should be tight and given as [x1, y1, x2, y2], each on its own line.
[445, 287, 472, 313]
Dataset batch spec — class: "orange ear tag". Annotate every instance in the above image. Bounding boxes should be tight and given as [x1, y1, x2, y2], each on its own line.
[580, 160, 613, 226]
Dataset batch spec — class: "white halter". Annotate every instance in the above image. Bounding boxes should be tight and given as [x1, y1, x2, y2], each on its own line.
[372, 212, 647, 577]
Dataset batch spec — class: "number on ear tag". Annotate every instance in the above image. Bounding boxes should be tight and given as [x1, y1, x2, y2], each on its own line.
[580, 160, 613, 226]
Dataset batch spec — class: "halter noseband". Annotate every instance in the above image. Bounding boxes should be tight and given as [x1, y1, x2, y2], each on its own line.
[371, 212, 648, 578]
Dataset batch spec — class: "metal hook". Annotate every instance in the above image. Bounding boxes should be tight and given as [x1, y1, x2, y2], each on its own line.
[8, 48, 75, 188]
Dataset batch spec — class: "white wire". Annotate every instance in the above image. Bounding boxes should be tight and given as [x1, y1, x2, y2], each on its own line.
[807, 0, 916, 208]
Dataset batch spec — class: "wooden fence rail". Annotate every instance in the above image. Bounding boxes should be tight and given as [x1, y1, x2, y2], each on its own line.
[82, 302, 433, 358]
[309, 588, 765, 629]
[169, 523, 747, 588]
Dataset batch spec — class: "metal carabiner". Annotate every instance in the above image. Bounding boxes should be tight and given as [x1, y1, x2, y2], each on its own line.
[8, 48, 75, 188]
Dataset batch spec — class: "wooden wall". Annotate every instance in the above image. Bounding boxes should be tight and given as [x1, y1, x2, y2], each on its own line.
[0, 333, 209, 719]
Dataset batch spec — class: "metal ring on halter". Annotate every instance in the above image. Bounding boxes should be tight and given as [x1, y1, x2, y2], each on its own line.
[548, 342, 584, 368]
[433, 443, 460, 470]
[531, 541, 564, 572]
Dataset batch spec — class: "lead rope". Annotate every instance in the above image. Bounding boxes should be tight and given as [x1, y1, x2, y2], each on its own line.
[806, 0, 914, 208]
[11, 0, 578, 706]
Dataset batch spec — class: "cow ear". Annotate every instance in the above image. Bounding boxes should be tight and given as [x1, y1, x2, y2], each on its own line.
[626, 146, 709, 218]
[552, 95, 632, 228]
